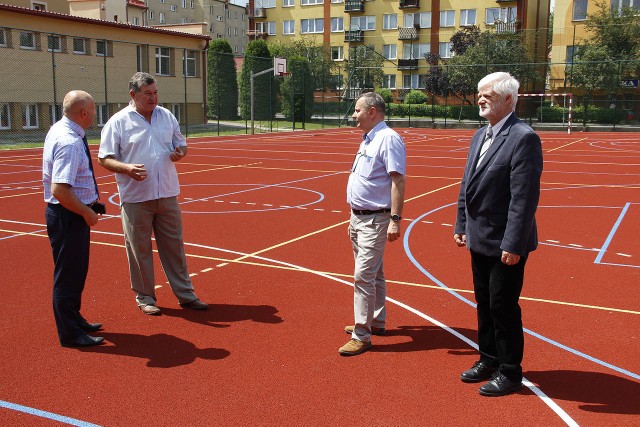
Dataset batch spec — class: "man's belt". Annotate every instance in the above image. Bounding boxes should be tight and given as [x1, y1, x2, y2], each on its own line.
[351, 208, 391, 215]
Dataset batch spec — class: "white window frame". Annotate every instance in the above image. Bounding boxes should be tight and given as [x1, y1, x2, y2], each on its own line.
[283, 0, 294, 6]
[301, 18, 324, 34]
[184, 50, 197, 77]
[383, 14, 397, 30]
[350, 16, 376, 31]
[403, 43, 429, 60]
[20, 31, 36, 50]
[149, 10, 155, 20]
[97, 104, 109, 126]
[172, 104, 181, 122]
[0, 28, 7, 48]
[22, 104, 39, 129]
[96, 40, 108, 57]
[0, 103, 11, 129]
[132, 17, 140, 25]
[486, 7, 517, 25]
[440, 10, 455, 27]
[460, 9, 476, 26]
[383, 44, 397, 60]
[159, 12, 166, 23]
[181, 0, 186, 8]
[283, 20, 295, 34]
[31, 2, 47, 11]
[47, 35, 62, 52]
[155, 47, 171, 76]
[72, 38, 86, 54]
[404, 12, 431, 29]
[169, 4, 176, 12]
[330, 46, 343, 61]
[383, 74, 396, 89]
[257, 0, 276, 7]
[403, 74, 427, 89]
[331, 17, 344, 32]
[572, 0, 588, 20]
[439, 41, 452, 58]
[301, 0, 323, 4]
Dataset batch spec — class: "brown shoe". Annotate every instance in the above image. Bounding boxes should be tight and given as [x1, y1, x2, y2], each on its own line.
[180, 298, 209, 310]
[339, 338, 372, 356]
[344, 325, 386, 336]
[139, 304, 161, 315]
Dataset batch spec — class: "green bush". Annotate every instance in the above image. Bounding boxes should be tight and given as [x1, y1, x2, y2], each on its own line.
[376, 88, 393, 104]
[404, 90, 428, 105]
[537, 105, 626, 124]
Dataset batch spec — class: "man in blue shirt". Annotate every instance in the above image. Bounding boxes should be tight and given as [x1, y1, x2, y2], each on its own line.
[43, 90, 104, 347]
[340, 92, 406, 356]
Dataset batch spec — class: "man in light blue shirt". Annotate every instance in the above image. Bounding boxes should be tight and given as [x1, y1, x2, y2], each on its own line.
[340, 92, 406, 356]
[99, 72, 208, 315]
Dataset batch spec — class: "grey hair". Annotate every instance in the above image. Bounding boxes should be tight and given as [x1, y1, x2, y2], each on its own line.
[358, 92, 386, 114]
[129, 72, 156, 93]
[478, 72, 519, 110]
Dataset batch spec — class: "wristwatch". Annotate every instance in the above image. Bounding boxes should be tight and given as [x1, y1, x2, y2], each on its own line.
[390, 214, 402, 222]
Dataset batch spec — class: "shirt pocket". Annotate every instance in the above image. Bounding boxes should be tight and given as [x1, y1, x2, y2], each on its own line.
[355, 154, 375, 178]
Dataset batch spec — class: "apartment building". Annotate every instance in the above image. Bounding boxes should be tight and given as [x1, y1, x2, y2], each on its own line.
[0, 3, 210, 135]
[247, 0, 550, 93]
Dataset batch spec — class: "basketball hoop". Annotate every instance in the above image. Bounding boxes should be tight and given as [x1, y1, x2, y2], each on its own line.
[277, 72, 291, 78]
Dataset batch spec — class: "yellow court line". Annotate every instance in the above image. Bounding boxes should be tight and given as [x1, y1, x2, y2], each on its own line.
[0, 191, 42, 200]
[3, 227, 638, 315]
[405, 180, 461, 203]
[546, 137, 588, 153]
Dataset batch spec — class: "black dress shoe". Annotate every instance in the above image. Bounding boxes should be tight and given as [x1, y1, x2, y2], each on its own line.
[79, 322, 103, 332]
[460, 361, 499, 383]
[479, 372, 523, 397]
[61, 335, 105, 348]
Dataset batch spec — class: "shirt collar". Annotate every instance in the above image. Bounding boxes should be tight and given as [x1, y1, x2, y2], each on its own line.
[61, 116, 85, 139]
[489, 112, 513, 138]
[364, 121, 387, 144]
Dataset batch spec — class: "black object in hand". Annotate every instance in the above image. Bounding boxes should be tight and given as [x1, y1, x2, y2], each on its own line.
[90, 202, 106, 215]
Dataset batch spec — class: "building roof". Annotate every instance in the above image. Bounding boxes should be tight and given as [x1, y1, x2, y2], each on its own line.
[0, 3, 210, 40]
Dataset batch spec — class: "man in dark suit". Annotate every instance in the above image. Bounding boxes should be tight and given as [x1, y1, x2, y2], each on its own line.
[454, 72, 543, 396]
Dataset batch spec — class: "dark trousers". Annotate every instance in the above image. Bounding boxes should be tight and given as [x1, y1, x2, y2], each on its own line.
[46, 203, 90, 342]
[470, 250, 527, 382]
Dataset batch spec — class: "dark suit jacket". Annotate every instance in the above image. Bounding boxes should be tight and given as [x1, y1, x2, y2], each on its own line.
[455, 112, 543, 257]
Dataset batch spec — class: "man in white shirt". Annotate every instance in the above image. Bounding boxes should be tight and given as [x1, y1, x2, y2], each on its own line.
[98, 72, 208, 315]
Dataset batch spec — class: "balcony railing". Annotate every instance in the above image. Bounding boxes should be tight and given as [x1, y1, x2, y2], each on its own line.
[345, 0, 364, 13]
[399, 0, 419, 9]
[247, 30, 267, 39]
[397, 58, 418, 70]
[344, 30, 364, 43]
[250, 8, 266, 19]
[398, 27, 419, 40]
[494, 21, 517, 33]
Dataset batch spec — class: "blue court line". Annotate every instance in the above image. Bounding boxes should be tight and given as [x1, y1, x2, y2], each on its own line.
[403, 203, 640, 381]
[0, 400, 101, 426]
[595, 202, 631, 264]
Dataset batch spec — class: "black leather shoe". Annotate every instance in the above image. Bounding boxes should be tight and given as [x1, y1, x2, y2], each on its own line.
[180, 299, 209, 310]
[479, 372, 523, 397]
[460, 361, 498, 383]
[61, 335, 105, 348]
[79, 322, 103, 332]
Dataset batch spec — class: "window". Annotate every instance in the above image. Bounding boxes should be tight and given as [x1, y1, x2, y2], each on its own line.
[96, 40, 110, 56]
[72, 38, 86, 54]
[350, 16, 375, 31]
[329, 74, 343, 90]
[182, 17, 188, 24]
[155, 47, 171, 75]
[0, 28, 7, 47]
[610, 0, 640, 11]
[301, 0, 323, 4]
[172, 104, 181, 122]
[137, 45, 148, 72]
[283, 0, 294, 6]
[331, 0, 343, 3]
[0, 104, 10, 129]
[572, 0, 587, 20]
[190, 0, 194, 8]
[256, 21, 276, 34]
[50, 104, 62, 124]
[22, 104, 39, 129]
[439, 41, 452, 58]
[383, 14, 397, 30]
[486, 7, 516, 25]
[181, 0, 186, 8]
[257, 0, 276, 7]
[404, 43, 429, 60]
[383, 44, 397, 60]
[301, 18, 323, 33]
[149, 10, 155, 20]
[132, 17, 140, 25]
[170, 4, 176, 12]
[331, 17, 344, 32]
[382, 74, 396, 89]
[403, 74, 427, 89]
[566, 46, 578, 64]
[283, 20, 295, 34]
[97, 104, 109, 126]
[209, 5, 214, 14]
[47, 35, 62, 52]
[32, 2, 47, 11]
[404, 12, 431, 28]
[331, 46, 343, 60]
[20, 32, 36, 50]
[440, 10, 455, 27]
[460, 9, 476, 26]
[159, 12, 166, 23]
[184, 50, 197, 77]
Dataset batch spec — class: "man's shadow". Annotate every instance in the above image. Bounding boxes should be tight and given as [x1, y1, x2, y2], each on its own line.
[161, 303, 284, 328]
[525, 370, 640, 415]
[80, 332, 230, 368]
[370, 325, 478, 354]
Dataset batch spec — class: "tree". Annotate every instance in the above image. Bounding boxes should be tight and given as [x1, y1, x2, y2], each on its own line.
[239, 40, 277, 120]
[345, 45, 384, 93]
[280, 56, 314, 121]
[207, 39, 238, 120]
[450, 25, 481, 56]
[268, 39, 334, 91]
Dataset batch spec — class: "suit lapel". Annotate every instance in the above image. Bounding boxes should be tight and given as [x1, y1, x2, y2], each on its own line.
[469, 113, 518, 181]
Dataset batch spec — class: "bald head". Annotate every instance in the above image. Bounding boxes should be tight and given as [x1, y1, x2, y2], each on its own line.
[63, 90, 95, 129]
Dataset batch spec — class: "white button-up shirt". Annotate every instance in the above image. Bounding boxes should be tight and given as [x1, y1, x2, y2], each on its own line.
[99, 104, 186, 203]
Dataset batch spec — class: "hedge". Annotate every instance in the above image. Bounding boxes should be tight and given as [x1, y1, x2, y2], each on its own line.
[537, 105, 627, 124]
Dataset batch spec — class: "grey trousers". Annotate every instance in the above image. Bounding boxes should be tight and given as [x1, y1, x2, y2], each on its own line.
[349, 211, 390, 342]
[121, 196, 197, 306]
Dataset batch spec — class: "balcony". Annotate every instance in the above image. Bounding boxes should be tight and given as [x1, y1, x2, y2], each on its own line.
[398, 26, 419, 40]
[495, 21, 518, 34]
[345, 0, 364, 13]
[399, 0, 419, 9]
[344, 30, 364, 43]
[397, 58, 418, 70]
[247, 30, 267, 39]
[250, 8, 266, 19]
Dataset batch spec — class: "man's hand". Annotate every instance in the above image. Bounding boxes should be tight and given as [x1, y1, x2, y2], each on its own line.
[82, 209, 99, 227]
[501, 251, 520, 266]
[170, 146, 186, 162]
[387, 220, 401, 242]
[127, 164, 147, 181]
[454, 233, 466, 247]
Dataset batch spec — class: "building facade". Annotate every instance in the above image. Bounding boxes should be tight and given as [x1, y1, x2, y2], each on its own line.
[0, 3, 210, 137]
